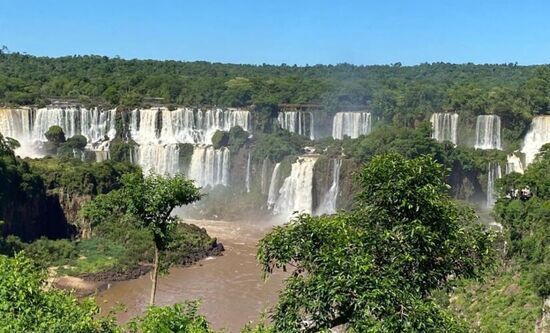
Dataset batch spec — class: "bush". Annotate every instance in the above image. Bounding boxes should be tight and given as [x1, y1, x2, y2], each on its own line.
[65, 135, 88, 150]
[228, 125, 249, 151]
[24, 238, 78, 268]
[0, 254, 117, 332]
[533, 264, 550, 297]
[211, 130, 229, 149]
[44, 125, 66, 145]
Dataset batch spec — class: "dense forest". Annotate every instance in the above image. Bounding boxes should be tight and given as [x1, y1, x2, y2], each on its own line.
[1, 50, 549, 120]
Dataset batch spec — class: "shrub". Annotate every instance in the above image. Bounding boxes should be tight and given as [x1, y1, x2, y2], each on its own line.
[44, 125, 66, 145]
[211, 130, 229, 149]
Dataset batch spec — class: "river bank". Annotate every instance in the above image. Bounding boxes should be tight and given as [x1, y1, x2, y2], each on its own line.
[96, 219, 285, 333]
[50, 221, 225, 297]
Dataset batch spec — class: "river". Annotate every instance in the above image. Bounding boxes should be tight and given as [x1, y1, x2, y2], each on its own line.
[96, 219, 285, 332]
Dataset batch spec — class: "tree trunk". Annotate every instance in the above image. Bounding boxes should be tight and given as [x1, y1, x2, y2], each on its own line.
[149, 246, 159, 306]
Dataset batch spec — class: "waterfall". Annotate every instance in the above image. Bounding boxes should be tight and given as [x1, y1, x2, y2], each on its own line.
[475, 115, 502, 150]
[245, 152, 251, 193]
[277, 111, 315, 140]
[0, 106, 116, 157]
[136, 144, 181, 176]
[521, 115, 550, 166]
[316, 159, 342, 215]
[188, 146, 230, 188]
[332, 112, 372, 139]
[430, 113, 458, 145]
[486, 162, 502, 208]
[267, 163, 281, 209]
[0, 107, 33, 142]
[260, 157, 270, 194]
[273, 156, 317, 218]
[130, 107, 250, 145]
[506, 154, 524, 174]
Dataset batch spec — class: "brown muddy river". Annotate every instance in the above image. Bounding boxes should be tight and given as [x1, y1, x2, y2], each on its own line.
[96, 219, 285, 332]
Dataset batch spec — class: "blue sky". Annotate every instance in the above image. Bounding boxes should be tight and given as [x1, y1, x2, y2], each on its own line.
[1, 0, 549, 65]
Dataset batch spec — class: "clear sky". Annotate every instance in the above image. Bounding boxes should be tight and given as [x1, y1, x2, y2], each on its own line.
[1, 0, 549, 65]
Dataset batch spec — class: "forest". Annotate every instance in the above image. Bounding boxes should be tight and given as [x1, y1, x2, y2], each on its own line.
[1, 50, 549, 120]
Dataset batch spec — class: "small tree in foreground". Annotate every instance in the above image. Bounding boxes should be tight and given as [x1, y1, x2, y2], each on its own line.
[258, 153, 496, 332]
[0, 254, 117, 332]
[82, 173, 201, 305]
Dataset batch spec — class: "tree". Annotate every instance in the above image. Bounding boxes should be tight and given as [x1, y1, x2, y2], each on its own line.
[126, 302, 216, 333]
[44, 125, 66, 145]
[258, 154, 495, 332]
[65, 134, 88, 150]
[81, 173, 201, 305]
[0, 254, 117, 332]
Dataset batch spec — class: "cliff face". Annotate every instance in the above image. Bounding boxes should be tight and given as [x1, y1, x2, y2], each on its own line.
[54, 190, 92, 234]
[1, 193, 76, 242]
[448, 161, 484, 203]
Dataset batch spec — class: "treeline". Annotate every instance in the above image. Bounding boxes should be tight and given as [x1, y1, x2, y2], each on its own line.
[1, 52, 549, 123]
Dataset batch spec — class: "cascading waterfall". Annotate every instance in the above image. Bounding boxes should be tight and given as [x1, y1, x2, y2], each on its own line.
[129, 107, 248, 176]
[136, 144, 181, 176]
[475, 115, 501, 150]
[430, 113, 458, 145]
[316, 159, 342, 215]
[0, 108, 33, 142]
[188, 146, 230, 188]
[521, 115, 550, 166]
[273, 156, 317, 218]
[506, 154, 524, 174]
[0, 107, 116, 156]
[245, 152, 251, 193]
[277, 111, 315, 140]
[486, 162, 502, 208]
[332, 112, 372, 140]
[267, 163, 281, 209]
[130, 107, 250, 145]
[260, 157, 270, 194]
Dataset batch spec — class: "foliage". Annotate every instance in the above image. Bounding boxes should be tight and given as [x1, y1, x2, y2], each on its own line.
[448, 266, 542, 333]
[65, 134, 88, 150]
[126, 302, 217, 333]
[494, 147, 550, 298]
[81, 172, 202, 304]
[211, 130, 229, 149]
[252, 129, 309, 162]
[45, 125, 66, 145]
[0, 254, 117, 332]
[227, 125, 249, 152]
[0, 134, 44, 205]
[23, 237, 78, 268]
[109, 138, 137, 163]
[1, 54, 546, 132]
[28, 157, 139, 196]
[258, 154, 495, 332]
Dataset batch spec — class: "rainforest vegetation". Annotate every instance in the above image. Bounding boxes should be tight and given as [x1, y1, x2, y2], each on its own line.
[1, 51, 550, 143]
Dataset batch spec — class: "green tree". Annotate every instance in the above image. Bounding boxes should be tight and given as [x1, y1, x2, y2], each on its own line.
[65, 134, 88, 150]
[126, 302, 217, 333]
[81, 173, 201, 305]
[258, 154, 495, 332]
[44, 125, 66, 145]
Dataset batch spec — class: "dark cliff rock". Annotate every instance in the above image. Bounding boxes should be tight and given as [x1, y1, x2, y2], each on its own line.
[1, 193, 76, 242]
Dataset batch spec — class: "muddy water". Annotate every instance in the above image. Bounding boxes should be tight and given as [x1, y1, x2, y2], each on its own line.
[96, 219, 285, 332]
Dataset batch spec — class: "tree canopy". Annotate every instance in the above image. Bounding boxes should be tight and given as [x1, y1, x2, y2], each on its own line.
[258, 154, 495, 332]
